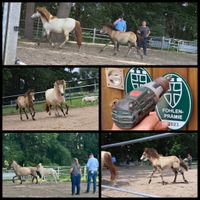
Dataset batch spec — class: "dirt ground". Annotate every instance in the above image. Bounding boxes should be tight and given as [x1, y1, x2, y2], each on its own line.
[3, 106, 98, 130]
[3, 182, 99, 198]
[16, 41, 197, 65]
[102, 165, 197, 198]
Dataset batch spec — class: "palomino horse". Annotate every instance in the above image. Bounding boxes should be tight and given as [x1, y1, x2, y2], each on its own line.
[101, 151, 117, 182]
[45, 80, 69, 117]
[140, 148, 188, 185]
[10, 160, 39, 184]
[100, 24, 143, 59]
[16, 89, 36, 121]
[31, 7, 82, 49]
[36, 163, 59, 183]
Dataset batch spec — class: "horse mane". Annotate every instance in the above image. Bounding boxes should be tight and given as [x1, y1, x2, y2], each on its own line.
[36, 7, 55, 22]
[55, 80, 66, 88]
[104, 24, 118, 31]
[144, 148, 160, 159]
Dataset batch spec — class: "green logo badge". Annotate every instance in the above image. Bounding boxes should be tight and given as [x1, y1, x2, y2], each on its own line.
[125, 67, 152, 94]
[156, 73, 192, 130]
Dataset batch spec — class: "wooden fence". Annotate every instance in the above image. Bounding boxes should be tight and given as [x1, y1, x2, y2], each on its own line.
[101, 67, 197, 130]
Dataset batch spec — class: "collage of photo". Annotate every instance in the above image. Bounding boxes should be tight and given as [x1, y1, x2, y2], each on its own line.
[2, 2, 198, 199]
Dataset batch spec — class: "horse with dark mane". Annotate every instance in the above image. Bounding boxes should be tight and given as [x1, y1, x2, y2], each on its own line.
[100, 24, 143, 59]
[16, 89, 36, 121]
[140, 148, 188, 185]
[101, 151, 117, 182]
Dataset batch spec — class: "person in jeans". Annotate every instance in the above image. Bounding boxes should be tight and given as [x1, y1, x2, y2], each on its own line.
[70, 158, 81, 195]
[137, 20, 151, 56]
[85, 153, 99, 194]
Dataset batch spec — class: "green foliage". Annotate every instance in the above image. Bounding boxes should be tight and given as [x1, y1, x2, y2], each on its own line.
[102, 133, 197, 163]
[3, 133, 99, 166]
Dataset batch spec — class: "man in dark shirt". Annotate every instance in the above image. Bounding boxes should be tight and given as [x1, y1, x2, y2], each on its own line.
[137, 21, 150, 55]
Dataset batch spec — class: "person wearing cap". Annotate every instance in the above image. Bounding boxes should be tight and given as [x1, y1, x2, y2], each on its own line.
[137, 20, 150, 56]
[85, 153, 99, 194]
[113, 16, 127, 32]
[70, 158, 81, 195]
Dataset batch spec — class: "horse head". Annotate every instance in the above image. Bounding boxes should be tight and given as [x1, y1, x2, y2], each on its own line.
[10, 160, 17, 169]
[100, 24, 116, 34]
[140, 148, 160, 161]
[25, 89, 35, 101]
[54, 80, 66, 96]
[31, 7, 51, 22]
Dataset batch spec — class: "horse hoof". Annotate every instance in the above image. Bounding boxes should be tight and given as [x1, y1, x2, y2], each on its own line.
[162, 181, 168, 185]
[184, 180, 189, 183]
[148, 180, 151, 184]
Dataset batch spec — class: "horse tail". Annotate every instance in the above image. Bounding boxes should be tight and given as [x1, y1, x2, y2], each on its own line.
[180, 159, 188, 171]
[74, 20, 82, 49]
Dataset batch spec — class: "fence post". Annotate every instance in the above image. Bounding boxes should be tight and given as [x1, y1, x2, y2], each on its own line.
[93, 28, 96, 43]
[161, 36, 164, 49]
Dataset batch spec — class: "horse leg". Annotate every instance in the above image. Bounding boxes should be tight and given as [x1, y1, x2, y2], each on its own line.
[23, 108, 29, 120]
[19, 176, 23, 184]
[59, 32, 69, 48]
[117, 42, 120, 51]
[135, 43, 143, 59]
[12, 175, 18, 183]
[148, 167, 157, 184]
[158, 168, 167, 185]
[179, 169, 188, 183]
[171, 168, 178, 183]
[19, 108, 23, 120]
[29, 107, 36, 120]
[58, 105, 66, 117]
[65, 103, 69, 115]
[46, 32, 55, 47]
[113, 41, 118, 56]
[125, 42, 132, 57]
[100, 41, 113, 53]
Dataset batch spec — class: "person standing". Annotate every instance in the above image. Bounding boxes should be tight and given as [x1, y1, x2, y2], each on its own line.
[187, 154, 192, 169]
[85, 153, 99, 194]
[70, 158, 81, 195]
[137, 20, 151, 56]
[113, 16, 127, 32]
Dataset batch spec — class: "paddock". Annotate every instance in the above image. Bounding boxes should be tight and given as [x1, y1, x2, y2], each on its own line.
[102, 165, 197, 198]
[3, 182, 99, 197]
[16, 41, 197, 65]
[3, 106, 98, 130]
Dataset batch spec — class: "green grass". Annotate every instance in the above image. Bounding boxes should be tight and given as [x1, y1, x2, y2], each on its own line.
[3, 98, 98, 116]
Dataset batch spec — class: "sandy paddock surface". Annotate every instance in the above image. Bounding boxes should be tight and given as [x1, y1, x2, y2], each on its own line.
[3, 106, 98, 130]
[102, 165, 197, 198]
[16, 41, 197, 65]
[3, 182, 99, 198]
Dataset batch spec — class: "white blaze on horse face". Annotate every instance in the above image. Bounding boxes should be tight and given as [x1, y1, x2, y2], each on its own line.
[58, 84, 64, 96]
[31, 93, 35, 101]
[31, 11, 41, 19]
[140, 152, 148, 161]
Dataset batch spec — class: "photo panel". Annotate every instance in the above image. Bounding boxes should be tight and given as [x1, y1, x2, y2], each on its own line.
[3, 132, 100, 198]
[2, 67, 99, 131]
[101, 67, 197, 131]
[101, 132, 198, 198]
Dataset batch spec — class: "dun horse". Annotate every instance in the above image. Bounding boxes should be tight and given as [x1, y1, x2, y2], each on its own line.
[101, 151, 117, 182]
[36, 163, 59, 183]
[31, 7, 82, 49]
[140, 148, 188, 185]
[45, 80, 69, 117]
[10, 160, 39, 184]
[16, 89, 36, 121]
[100, 24, 143, 59]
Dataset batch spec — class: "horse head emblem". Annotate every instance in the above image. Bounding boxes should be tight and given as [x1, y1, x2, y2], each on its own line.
[164, 77, 182, 108]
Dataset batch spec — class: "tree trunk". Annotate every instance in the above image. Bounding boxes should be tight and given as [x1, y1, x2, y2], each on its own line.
[55, 3, 73, 42]
[24, 3, 35, 40]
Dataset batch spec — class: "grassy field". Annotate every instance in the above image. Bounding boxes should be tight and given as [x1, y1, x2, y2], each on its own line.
[3, 98, 98, 116]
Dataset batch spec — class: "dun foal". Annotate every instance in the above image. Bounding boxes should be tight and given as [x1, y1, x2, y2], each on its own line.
[140, 148, 188, 185]
[16, 89, 36, 121]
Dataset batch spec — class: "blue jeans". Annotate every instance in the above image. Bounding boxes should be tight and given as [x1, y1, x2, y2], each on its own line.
[86, 171, 97, 193]
[71, 174, 81, 194]
[138, 37, 148, 55]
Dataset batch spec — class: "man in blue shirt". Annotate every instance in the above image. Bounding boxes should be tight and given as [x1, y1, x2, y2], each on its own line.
[85, 153, 99, 194]
[114, 16, 127, 32]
